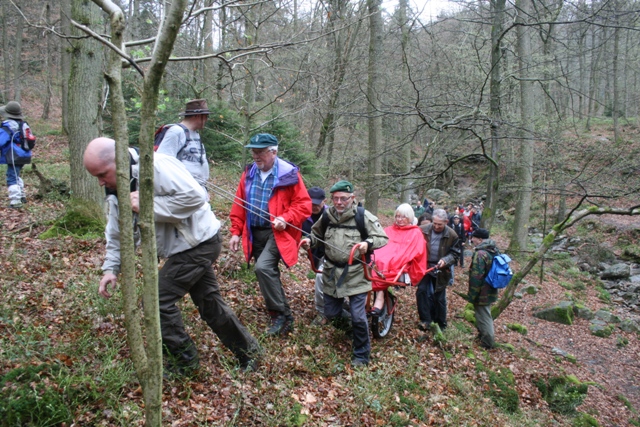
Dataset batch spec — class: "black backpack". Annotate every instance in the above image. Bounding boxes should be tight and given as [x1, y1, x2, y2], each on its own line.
[153, 123, 191, 156]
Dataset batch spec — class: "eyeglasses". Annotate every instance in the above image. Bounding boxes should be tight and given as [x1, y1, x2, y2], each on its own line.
[332, 196, 352, 203]
[251, 148, 273, 156]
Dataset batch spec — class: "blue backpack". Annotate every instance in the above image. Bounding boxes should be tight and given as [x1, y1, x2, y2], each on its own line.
[485, 253, 513, 289]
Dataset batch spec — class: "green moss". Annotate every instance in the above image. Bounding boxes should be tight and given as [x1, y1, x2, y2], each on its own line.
[535, 375, 589, 414]
[507, 323, 528, 335]
[39, 199, 105, 239]
[463, 308, 476, 325]
[486, 368, 519, 413]
[573, 412, 600, 427]
[566, 354, 577, 364]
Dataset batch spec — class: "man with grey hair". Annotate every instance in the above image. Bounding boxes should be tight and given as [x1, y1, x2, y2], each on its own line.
[229, 133, 311, 337]
[417, 208, 461, 331]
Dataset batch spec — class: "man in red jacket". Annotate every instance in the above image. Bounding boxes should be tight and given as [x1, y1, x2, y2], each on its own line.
[229, 133, 311, 336]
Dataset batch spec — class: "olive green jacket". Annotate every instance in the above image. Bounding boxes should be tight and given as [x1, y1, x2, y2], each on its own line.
[310, 205, 388, 298]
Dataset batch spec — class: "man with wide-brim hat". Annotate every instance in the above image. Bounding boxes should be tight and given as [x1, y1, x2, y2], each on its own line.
[0, 101, 25, 120]
[0, 100, 35, 208]
[155, 99, 211, 191]
[229, 133, 312, 337]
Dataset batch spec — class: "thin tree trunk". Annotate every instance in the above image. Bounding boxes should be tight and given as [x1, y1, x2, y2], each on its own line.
[60, 0, 71, 134]
[508, 0, 535, 255]
[42, 2, 53, 120]
[365, 0, 382, 215]
[2, 0, 10, 102]
[12, 7, 24, 103]
[484, 0, 506, 231]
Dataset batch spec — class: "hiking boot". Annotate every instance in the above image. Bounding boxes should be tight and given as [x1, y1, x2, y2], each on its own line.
[352, 358, 369, 368]
[418, 321, 431, 331]
[312, 314, 328, 326]
[9, 201, 22, 209]
[266, 312, 293, 336]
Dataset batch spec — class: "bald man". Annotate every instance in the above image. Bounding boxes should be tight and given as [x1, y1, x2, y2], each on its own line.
[84, 138, 260, 376]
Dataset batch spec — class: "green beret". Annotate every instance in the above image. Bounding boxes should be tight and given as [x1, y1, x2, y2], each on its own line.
[330, 180, 354, 193]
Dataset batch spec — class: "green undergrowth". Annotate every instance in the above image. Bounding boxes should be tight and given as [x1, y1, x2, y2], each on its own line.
[475, 361, 520, 414]
[535, 374, 590, 415]
[39, 198, 105, 239]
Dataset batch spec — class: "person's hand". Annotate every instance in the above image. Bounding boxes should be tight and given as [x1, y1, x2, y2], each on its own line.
[99, 273, 118, 298]
[300, 238, 310, 250]
[130, 191, 140, 213]
[436, 259, 446, 269]
[273, 216, 286, 231]
[230, 235, 241, 252]
[356, 241, 369, 255]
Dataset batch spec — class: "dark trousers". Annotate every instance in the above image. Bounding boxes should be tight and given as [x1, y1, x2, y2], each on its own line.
[324, 292, 370, 362]
[158, 233, 258, 365]
[251, 227, 291, 316]
[416, 275, 448, 329]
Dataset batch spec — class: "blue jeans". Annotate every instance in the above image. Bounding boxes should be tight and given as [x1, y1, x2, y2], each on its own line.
[6, 164, 22, 186]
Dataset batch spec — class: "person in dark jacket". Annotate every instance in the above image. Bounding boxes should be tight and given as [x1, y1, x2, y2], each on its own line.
[451, 215, 465, 267]
[467, 228, 499, 349]
[416, 209, 460, 331]
[301, 186, 328, 321]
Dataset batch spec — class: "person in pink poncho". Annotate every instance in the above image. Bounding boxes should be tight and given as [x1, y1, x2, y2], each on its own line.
[371, 203, 427, 315]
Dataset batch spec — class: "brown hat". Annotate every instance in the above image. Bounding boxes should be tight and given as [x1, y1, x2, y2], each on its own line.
[0, 101, 24, 119]
[179, 99, 210, 116]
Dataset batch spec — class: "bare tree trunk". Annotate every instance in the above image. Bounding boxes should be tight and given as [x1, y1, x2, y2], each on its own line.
[68, 0, 104, 206]
[203, 0, 215, 99]
[612, 21, 620, 142]
[42, 1, 53, 120]
[12, 6, 24, 103]
[91, 0, 188, 424]
[365, 0, 382, 215]
[484, 0, 506, 231]
[2, 0, 10, 102]
[60, 0, 71, 134]
[216, 4, 227, 101]
[508, 0, 534, 255]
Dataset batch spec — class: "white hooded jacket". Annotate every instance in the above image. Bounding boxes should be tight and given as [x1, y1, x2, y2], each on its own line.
[102, 152, 220, 275]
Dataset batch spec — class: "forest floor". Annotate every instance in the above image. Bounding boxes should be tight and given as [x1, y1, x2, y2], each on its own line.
[1, 129, 640, 426]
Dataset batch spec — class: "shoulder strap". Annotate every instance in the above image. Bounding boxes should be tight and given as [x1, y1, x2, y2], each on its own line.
[175, 123, 204, 165]
[355, 205, 368, 241]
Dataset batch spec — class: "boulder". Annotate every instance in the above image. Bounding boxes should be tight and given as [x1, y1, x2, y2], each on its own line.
[425, 188, 449, 202]
[630, 275, 640, 284]
[522, 285, 538, 295]
[573, 305, 594, 320]
[619, 319, 640, 333]
[594, 309, 621, 323]
[534, 301, 574, 325]
[589, 321, 614, 338]
[600, 263, 631, 280]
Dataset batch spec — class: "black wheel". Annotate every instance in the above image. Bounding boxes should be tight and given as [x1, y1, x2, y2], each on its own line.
[371, 293, 394, 338]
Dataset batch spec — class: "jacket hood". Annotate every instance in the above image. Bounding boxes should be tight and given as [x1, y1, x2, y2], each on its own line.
[246, 156, 300, 188]
[474, 239, 498, 254]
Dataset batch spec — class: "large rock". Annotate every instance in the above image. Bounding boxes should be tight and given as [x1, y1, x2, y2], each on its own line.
[600, 263, 631, 280]
[594, 309, 621, 323]
[589, 321, 614, 338]
[425, 188, 449, 202]
[619, 319, 640, 333]
[534, 301, 574, 325]
[573, 305, 594, 320]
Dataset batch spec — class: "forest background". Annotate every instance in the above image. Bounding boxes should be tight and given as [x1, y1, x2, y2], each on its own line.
[1, 0, 640, 425]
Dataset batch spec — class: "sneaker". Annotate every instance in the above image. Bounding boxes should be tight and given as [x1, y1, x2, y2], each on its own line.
[9, 201, 22, 209]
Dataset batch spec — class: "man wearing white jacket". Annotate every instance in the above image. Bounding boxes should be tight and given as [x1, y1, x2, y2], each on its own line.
[84, 137, 260, 376]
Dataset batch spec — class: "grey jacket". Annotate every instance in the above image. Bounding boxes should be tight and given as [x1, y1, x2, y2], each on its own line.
[102, 153, 220, 275]
[419, 223, 461, 292]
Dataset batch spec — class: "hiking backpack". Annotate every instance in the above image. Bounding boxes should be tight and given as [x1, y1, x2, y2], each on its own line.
[153, 123, 190, 154]
[485, 253, 513, 289]
[1, 120, 36, 165]
[320, 205, 368, 242]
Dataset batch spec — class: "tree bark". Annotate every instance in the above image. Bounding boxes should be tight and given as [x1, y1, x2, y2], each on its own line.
[68, 0, 104, 207]
[508, 0, 535, 256]
[42, 1, 53, 120]
[12, 5, 24, 103]
[484, 0, 506, 231]
[60, 0, 71, 134]
[365, 0, 382, 215]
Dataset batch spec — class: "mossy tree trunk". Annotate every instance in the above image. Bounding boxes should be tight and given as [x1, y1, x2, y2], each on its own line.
[492, 204, 640, 319]
[90, 0, 188, 425]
